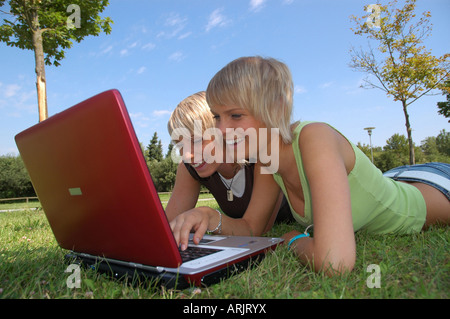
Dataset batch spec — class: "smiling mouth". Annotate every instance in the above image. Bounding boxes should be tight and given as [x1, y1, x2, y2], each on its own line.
[191, 161, 206, 169]
[225, 137, 245, 145]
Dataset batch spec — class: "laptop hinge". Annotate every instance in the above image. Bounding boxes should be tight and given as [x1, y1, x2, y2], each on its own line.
[69, 252, 165, 273]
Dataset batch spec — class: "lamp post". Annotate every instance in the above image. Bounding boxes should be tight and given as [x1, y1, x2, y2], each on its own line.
[364, 127, 375, 163]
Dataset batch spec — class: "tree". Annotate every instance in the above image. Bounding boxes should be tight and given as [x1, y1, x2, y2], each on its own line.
[350, 0, 450, 164]
[435, 129, 450, 156]
[437, 80, 450, 122]
[0, 154, 35, 198]
[420, 134, 449, 163]
[165, 142, 174, 159]
[147, 132, 163, 162]
[148, 157, 177, 192]
[0, 0, 113, 122]
[375, 133, 409, 171]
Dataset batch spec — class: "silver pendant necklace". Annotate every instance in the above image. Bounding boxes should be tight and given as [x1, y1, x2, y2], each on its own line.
[219, 174, 235, 201]
[227, 189, 234, 202]
[219, 167, 239, 201]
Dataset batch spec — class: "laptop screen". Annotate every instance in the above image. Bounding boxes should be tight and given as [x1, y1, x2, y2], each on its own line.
[15, 90, 183, 268]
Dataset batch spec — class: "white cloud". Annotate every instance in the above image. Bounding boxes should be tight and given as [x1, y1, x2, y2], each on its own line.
[178, 32, 192, 40]
[166, 13, 186, 27]
[158, 13, 188, 39]
[168, 51, 185, 62]
[0, 83, 36, 116]
[137, 66, 146, 74]
[205, 8, 231, 32]
[294, 85, 307, 94]
[319, 81, 334, 89]
[100, 45, 113, 55]
[130, 112, 151, 128]
[130, 112, 150, 120]
[249, 0, 266, 12]
[142, 42, 156, 51]
[4, 84, 21, 98]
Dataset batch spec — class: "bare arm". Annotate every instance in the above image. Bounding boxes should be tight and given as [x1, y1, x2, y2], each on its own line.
[165, 162, 201, 222]
[170, 163, 282, 250]
[281, 123, 356, 275]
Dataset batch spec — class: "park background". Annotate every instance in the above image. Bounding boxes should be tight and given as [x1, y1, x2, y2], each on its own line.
[1, 0, 449, 197]
[0, 0, 449, 299]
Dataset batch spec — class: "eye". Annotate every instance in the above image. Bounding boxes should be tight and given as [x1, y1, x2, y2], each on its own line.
[212, 114, 220, 121]
[231, 114, 242, 119]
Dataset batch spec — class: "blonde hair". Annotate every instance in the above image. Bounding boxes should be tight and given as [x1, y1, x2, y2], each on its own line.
[206, 56, 294, 144]
[167, 91, 215, 142]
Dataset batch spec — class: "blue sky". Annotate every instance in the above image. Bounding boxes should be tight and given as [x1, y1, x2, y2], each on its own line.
[1, 0, 449, 156]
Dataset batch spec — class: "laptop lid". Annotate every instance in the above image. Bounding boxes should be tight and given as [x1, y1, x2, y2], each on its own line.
[15, 89, 183, 268]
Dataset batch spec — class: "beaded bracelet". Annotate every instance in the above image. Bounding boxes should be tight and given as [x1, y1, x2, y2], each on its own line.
[207, 210, 222, 234]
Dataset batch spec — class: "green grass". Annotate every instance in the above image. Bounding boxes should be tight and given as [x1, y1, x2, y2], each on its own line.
[0, 199, 41, 211]
[0, 202, 448, 299]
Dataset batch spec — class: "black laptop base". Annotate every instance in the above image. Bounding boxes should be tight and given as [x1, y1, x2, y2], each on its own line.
[65, 252, 265, 290]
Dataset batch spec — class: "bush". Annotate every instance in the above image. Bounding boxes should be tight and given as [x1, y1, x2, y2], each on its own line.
[147, 157, 178, 192]
[0, 155, 35, 199]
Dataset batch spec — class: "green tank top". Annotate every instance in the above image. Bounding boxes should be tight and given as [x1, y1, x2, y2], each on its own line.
[273, 122, 426, 234]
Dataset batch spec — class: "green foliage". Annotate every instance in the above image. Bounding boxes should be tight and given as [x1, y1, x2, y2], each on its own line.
[435, 129, 450, 156]
[359, 130, 450, 172]
[349, 0, 450, 164]
[0, 154, 35, 198]
[0, 0, 113, 66]
[0, 0, 113, 120]
[148, 157, 177, 192]
[437, 80, 450, 122]
[146, 132, 163, 162]
[145, 132, 177, 192]
[350, 0, 449, 102]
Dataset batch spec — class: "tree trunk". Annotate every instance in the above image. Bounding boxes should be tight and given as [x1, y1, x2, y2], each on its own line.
[402, 100, 415, 165]
[31, 16, 48, 122]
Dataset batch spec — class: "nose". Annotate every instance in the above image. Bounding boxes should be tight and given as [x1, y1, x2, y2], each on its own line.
[215, 120, 225, 136]
[215, 119, 231, 138]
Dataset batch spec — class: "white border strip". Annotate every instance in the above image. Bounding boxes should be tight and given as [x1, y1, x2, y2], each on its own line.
[385, 170, 450, 190]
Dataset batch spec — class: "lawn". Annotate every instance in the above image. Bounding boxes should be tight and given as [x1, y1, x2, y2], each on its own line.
[0, 201, 448, 299]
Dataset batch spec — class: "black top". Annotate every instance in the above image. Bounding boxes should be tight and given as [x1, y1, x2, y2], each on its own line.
[184, 163, 254, 218]
[184, 163, 293, 223]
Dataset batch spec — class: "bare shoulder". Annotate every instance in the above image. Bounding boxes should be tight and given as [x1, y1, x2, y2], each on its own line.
[298, 122, 355, 173]
[298, 122, 341, 149]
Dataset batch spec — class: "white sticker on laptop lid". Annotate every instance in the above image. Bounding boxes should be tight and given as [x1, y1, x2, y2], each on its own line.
[68, 187, 82, 196]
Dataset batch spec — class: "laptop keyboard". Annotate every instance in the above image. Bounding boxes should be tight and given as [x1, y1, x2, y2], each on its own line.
[179, 246, 222, 263]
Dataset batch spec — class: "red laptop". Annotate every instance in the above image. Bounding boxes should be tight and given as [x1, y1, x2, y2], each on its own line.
[15, 89, 282, 288]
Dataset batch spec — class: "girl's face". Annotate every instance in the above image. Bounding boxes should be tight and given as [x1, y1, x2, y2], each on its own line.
[209, 104, 266, 162]
[177, 136, 222, 178]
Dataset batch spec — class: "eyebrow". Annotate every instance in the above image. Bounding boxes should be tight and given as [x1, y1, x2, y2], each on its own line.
[210, 106, 245, 115]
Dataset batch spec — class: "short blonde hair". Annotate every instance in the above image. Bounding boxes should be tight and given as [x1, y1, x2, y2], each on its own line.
[167, 91, 215, 142]
[206, 56, 294, 143]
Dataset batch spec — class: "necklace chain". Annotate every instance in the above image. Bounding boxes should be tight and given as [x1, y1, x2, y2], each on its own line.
[219, 165, 240, 201]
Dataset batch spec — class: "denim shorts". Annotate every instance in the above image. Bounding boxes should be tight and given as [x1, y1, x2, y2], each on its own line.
[383, 162, 450, 200]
